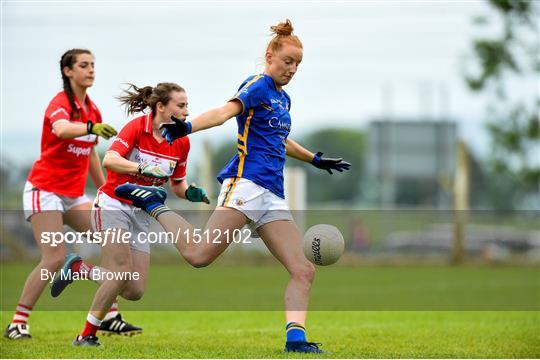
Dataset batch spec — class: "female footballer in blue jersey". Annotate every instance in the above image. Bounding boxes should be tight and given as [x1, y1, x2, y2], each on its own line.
[115, 19, 350, 353]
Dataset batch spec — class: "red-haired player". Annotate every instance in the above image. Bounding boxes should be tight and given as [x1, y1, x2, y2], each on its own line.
[116, 20, 350, 353]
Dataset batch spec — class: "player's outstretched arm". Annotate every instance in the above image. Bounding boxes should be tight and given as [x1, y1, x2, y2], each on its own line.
[53, 121, 117, 140]
[161, 100, 242, 144]
[286, 138, 352, 174]
[191, 100, 243, 133]
[286, 138, 315, 162]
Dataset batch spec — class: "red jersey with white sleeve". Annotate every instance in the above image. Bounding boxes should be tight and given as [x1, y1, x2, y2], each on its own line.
[100, 113, 190, 203]
[27, 91, 102, 197]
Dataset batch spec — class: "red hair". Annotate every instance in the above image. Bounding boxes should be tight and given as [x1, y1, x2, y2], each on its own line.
[266, 19, 303, 53]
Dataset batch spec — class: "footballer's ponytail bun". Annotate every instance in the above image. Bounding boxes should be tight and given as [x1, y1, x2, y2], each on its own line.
[266, 19, 303, 54]
[118, 82, 185, 115]
[270, 19, 294, 36]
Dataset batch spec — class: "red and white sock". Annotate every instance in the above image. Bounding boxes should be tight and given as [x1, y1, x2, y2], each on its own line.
[103, 299, 119, 321]
[80, 313, 102, 337]
[11, 303, 32, 326]
[71, 260, 94, 277]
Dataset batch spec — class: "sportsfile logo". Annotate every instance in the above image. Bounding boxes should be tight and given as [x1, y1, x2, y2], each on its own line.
[311, 237, 322, 265]
[67, 144, 91, 157]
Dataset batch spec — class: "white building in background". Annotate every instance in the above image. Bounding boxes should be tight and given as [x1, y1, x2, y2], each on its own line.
[366, 119, 457, 208]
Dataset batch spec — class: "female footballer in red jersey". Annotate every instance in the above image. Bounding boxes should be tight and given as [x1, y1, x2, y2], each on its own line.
[3, 49, 144, 340]
[115, 20, 350, 353]
[69, 82, 209, 346]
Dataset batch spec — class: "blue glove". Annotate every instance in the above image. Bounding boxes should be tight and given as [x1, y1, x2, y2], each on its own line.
[160, 115, 192, 145]
[185, 184, 210, 204]
[311, 152, 351, 174]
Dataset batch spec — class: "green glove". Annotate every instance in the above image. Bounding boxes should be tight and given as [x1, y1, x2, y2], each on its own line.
[87, 122, 117, 140]
[138, 163, 169, 179]
[185, 184, 210, 204]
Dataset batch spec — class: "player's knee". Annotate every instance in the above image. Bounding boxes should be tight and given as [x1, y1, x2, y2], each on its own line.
[187, 256, 211, 268]
[121, 288, 144, 301]
[291, 262, 315, 284]
[184, 251, 214, 268]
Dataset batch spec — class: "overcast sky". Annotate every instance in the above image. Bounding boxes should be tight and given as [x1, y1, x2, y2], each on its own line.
[1, 0, 536, 169]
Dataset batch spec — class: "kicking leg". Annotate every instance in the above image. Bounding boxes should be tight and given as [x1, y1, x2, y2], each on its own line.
[257, 220, 322, 353]
[114, 183, 249, 267]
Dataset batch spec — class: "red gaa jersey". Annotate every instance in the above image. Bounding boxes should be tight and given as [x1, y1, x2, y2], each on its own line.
[28, 91, 102, 197]
[100, 113, 190, 203]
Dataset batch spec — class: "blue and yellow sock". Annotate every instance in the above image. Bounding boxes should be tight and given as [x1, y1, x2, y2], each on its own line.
[286, 322, 306, 342]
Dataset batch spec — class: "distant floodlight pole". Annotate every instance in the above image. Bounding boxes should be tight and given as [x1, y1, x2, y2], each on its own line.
[452, 139, 469, 264]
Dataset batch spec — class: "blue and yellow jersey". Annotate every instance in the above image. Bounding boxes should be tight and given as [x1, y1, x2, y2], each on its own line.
[217, 74, 292, 199]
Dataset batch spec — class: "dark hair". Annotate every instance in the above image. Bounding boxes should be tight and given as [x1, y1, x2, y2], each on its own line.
[267, 19, 303, 54]
[60, 49, 93, 119]
[117, 83, 185, 115]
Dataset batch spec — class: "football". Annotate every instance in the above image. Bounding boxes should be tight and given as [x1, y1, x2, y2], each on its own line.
[303, 224, 345, 266]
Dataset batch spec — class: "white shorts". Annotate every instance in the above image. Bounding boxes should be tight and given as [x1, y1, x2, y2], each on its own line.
[91, 191, 152, 254]
[23, 181, 90, 221]
[217, 177, 293, 230]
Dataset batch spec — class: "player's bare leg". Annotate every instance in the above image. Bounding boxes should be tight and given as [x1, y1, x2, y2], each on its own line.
[89, 229, 133, 318]
[63, 202, 92, 233]
[256, 219, 322, 352]
[74, 229, 134, 345]
[117, 248, 149, 301]
[96, 248, 147, 337]
[51, 202, 108, 291]
[20, 211, 67, 308]
[256, 220, 314, 325]
[155, 207, 248, 267]
[55, 202, 143, 336]
[5, 211, 65, 339]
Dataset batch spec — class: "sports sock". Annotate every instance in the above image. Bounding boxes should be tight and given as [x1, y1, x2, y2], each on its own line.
[71, 260, 105, 282]
[11, 303, 32, 326]
[148, 204, 170, 219]
[71, 260, 94, 275]
[286, 322, 306, 342]
[80, 313, 102, 337]
[103, 299, 119, 321]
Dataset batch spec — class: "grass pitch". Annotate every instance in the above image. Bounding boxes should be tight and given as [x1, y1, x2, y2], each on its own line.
[1, 263, 539, 358]
[1, 310, 538, 358]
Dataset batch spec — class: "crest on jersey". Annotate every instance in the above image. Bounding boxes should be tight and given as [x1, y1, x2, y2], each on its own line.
[235, 198, 245, 207]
